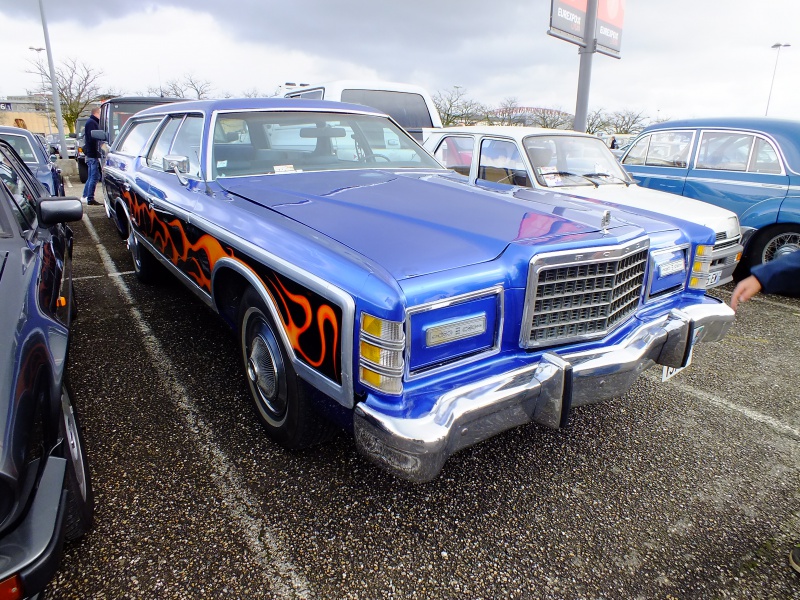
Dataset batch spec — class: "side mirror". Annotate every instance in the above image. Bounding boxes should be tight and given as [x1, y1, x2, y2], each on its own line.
[37, 197, 83, 226]
[164, 154, 190, 186]
[90, 130, 108, 141]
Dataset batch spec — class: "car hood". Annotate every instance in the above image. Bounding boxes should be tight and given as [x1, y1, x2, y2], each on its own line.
[559, 183, 740, 237]
[216, 170, 643, 280]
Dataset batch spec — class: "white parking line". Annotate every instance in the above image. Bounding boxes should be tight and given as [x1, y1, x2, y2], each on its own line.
[651, 371, 800, 441]
[81, 213, 312, 599]
[73, 271, 135, 281]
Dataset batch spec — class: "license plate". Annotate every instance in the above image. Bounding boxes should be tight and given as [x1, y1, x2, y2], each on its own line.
[707, 270, 721, 286]
[662, 325, 705, 381]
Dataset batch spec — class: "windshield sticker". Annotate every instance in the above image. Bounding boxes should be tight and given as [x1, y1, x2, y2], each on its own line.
[538, 166, 562, 186]
[216, 160, 228, 168]
[274, 165, 302, 173]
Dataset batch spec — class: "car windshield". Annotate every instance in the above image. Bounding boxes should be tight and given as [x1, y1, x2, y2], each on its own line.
[523, 134, 629, 188]
[0, 134, 37, 165]
[108, 101, 168, 144]
[211, 111, 439, 179]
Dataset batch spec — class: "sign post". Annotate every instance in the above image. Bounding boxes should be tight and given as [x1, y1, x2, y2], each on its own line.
[548, 0, 625, 132]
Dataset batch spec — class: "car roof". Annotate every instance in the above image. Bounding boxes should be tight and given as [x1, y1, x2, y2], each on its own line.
[0, 125, 36, 138]
[425, 125, 597, 142]
[102, 95, 182, 105]
[134, 97, 389, 118]
[641, 117, 800, 174]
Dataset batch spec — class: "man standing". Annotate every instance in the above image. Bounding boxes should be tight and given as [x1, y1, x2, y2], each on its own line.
[730, 250, 800, 574]
[81, 107, 102, 206]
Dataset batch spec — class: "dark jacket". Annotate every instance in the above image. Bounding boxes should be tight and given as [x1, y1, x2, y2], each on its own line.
[751, 251, 800, 297]
[83, 115, 100, 158]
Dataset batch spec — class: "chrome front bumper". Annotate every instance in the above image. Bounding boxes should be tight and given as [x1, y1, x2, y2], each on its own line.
[353, 300, 734, 483]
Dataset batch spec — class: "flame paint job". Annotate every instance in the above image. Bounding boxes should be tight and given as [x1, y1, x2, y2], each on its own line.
[121, 187, 342, 383]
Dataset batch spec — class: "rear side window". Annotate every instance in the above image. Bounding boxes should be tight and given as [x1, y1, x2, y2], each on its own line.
[749, 137, 782, 174]
[340, 89, 434, 130]
[433, 136, 473, 175]
[115, 119, 161, 156]
[696, 131, 753, 172]
[0, 134, 37, 165]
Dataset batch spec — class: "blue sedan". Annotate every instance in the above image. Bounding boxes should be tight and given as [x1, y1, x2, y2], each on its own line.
[0, 125, 64, 197]
[621, 117, 800, 274]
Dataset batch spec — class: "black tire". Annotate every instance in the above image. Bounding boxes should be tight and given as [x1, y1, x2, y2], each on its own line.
[77, 159, 88, 184]
[238, 287, 335, 449]
[59, 380, 94, 540]
[127, 227, 161, 283]
[742, 224, 800, 274]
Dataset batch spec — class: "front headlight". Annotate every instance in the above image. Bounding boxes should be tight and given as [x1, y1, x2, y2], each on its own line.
[688, 244, 713, 290]
[359, 313, 404, 395]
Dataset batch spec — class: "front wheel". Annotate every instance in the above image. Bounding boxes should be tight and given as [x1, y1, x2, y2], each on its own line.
[60, 380, 94, 540]
[742, 224, 800, 274]
[237, 287, 334, 449]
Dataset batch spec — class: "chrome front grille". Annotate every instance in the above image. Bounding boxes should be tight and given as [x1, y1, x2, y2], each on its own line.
[522, 239, 649, 348]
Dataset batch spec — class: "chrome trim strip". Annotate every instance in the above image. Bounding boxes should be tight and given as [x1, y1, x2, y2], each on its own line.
[685, 176, 788, 189]
[405, 285, 504, 380]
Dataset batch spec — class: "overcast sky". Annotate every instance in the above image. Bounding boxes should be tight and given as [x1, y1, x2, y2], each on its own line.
[1, 0, 798, 121]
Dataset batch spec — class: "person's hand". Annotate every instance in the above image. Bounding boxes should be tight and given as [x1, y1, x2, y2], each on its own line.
[730, 276, 762, 311]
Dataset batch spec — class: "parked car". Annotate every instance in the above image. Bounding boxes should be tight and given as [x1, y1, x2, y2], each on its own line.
[77, 96, 180, 183]
[97, 97, 733, 482]
[0, 139, 92, 598]
[284, 80, 442, 141]
[0, 126, 64, 196]
[620, 117, 800, 274]
[422, 126, 743, 287]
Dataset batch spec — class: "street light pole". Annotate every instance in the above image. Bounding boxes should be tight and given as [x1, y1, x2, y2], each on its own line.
[765, 43, 790, 117]
[35, 0, 68, 158]
[28, 46, 52, 136]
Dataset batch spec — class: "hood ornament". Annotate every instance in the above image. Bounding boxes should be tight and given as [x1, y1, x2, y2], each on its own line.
[601, 210, 611, 235]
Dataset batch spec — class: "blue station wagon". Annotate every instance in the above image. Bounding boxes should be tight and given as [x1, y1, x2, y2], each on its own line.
[621, 117, 800, 274]
[97, 98, 734, 482]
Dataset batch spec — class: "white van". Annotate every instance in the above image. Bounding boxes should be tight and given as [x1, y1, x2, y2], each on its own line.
[284, 80, 442, 140]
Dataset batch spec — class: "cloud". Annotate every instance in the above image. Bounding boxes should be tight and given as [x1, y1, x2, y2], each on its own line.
[2, 0, 799, 120]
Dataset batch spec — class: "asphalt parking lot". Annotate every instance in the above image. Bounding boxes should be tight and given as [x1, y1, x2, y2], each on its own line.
[47, 185, 800, 599]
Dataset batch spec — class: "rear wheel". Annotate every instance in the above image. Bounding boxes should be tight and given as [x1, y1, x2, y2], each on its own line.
[77, 159, 88, 184]
[237, 287, 334, 449]
[742, 224, 800, 274]
[127, 227, 160, 283]
[60, 380, 94, 540]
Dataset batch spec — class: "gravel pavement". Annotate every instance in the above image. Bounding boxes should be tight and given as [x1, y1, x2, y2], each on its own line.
[47, 186, 800, 599]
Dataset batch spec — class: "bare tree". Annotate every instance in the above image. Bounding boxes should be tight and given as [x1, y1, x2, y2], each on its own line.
[524, 107, 573, 130]
[147, 75, 214, 99]
[433, 86, 485, 126]
[240, 87, 282, 98]
[29, 57, 105, 133]
[607, 109, 648, 134]
[585, 108, 611, 135]
[494, 97, 525, 126]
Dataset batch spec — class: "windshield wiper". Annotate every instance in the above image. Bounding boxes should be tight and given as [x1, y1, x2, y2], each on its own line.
[582, 172, 631, 187]
[545, 171, 598, 187]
